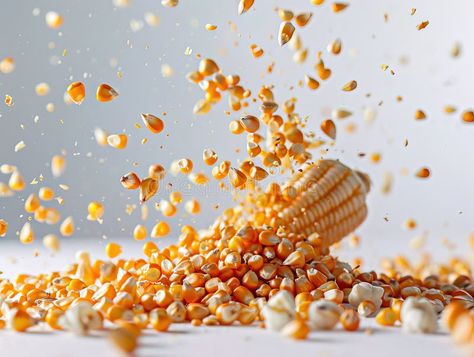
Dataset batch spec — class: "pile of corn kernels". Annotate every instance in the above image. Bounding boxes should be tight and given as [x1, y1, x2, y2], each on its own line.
[1, 0, 473, 355]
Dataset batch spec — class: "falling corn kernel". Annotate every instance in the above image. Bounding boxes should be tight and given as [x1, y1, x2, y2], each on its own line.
[332, 2, 349, 12]
[277, 9, 293, 21]
[185, 199, 200, 215]
[0, 219, 8, 237]
[39, 187, 55, 201]
[60, 216, 74, 237]
[370, 152, 382, 164]
[133, 224, 147, 241]
[240, 115, 260, 133]
[88, 202, 104, 221]
[144, 12, 160, 27]
[19, 222, 34, 244]
[278, 22, 295, 46]
[305, 75, 320, 90]
[51, 155, 66, 177]
[66, 82, 86, 105]
[149, 164, 166, 180]
[250, 44, 264, 58]
[198, 58, 219, 76]
[451, 42, 462, 58]
[160, 63, 173, 78]
[461, 110, 474, 123]
[121, 172, 141, 190]
[404, 218, 417, 230]
[105, 243, 122, 259]
[107, 134, 128, 149]
[417, 21, 429, 31]
[415, 167, 431, 179]
[203, 149, 218, 166]
[94, 128, 109, 146]
[342, 80, 357, 91]
[35, 82, 50, 96]
[169, 191, 182, 205]
[96, 84, 119, 102]
[0, 57, 15, 74]
[25, 193, 40, 213]
[321, 119, 336, 140]
[9, 170, 25, 191]
[193, 99, 212, 115]
[229, 168, 247, 188]
[327, 39, 342, 55]
[177, 158, 193, 174]
[45, 11, 63, 29]
[415, 110, 426, 120]
[295, 13, 312, 27]
[141, 113, 164, 134]
[160, 200, 177, 217]
[14, 141, 26, 152]
[5, 94, 13, 106]
[162, 0, 179, 7]
[205, 24, 217, 31]
[151, 221, 170, 238]
[43, 234, 60, 252]
[238, 0, 254, 15]
[139, 178, 158, 203]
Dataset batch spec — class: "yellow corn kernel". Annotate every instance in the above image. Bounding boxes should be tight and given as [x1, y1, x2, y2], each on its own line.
[0, 219, 8, 237]
[66, 82, 85, 105]
[0, 57, 15, 74]
[107, 134, 128, 149]
[185, 199, 200, 215]
[45, 307, 63, 330]
[60, 216, 75, 237]
[51, 155, 66, 177]
[88, 201, 104, 221]
[45, 207, 61, 225]
[278, 21, 295, 46]
[141, 113, 164, 134]
[19, 222, 34, 244]
[120, 172, 141, 190]
[332, 2, 349, 12]
[229, 168, 247, 188]
[10, 309, 34, 332]
[139, 178, 158, 203]
[133, 224, 147, 241]
[105, 243, 122, 259]
[9, 170, 25, 191]
[375, 308, 397, 326]
[340, 309, 360, 331]
[97, 83, 119, 102]
[198, 58, 219, 76]
[35, 82, 50, 96]
[24, 193, 40, 213]
[240, 115, 260, 133]
[43, 234, 60, 252]
[238, 0, 254, 14]
[320, 119, 336, 140]
[150, 308, 172, 332]
[160, 200, 177, 217]
[281, 319, 310, 340]
[110, 327, 138, 354]
[151, 221, 170, 238]
[45, 11, 63, 29]
[177, 158, 193, 174]
[202, 149, 218, 166]
[94, 128, 108, 146]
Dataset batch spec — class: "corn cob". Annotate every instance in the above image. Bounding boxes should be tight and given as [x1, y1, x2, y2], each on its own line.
[279, 159, 370, 246]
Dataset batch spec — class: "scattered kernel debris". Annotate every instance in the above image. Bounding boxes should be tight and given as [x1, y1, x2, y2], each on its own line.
[205, 24, 217, 31]
[14, 141, 26, 152]
[461, 110, 474, 123]
[415, 167, 431, 179]
[5, 94, 13, 106]
[415, 109, 426, 120]
[417, 21, 429, 30]
[332, 2, 349, 13]
[410, 8, 416, 15]
[238, 0, 254, 15]
[342, 80, 357, 91]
